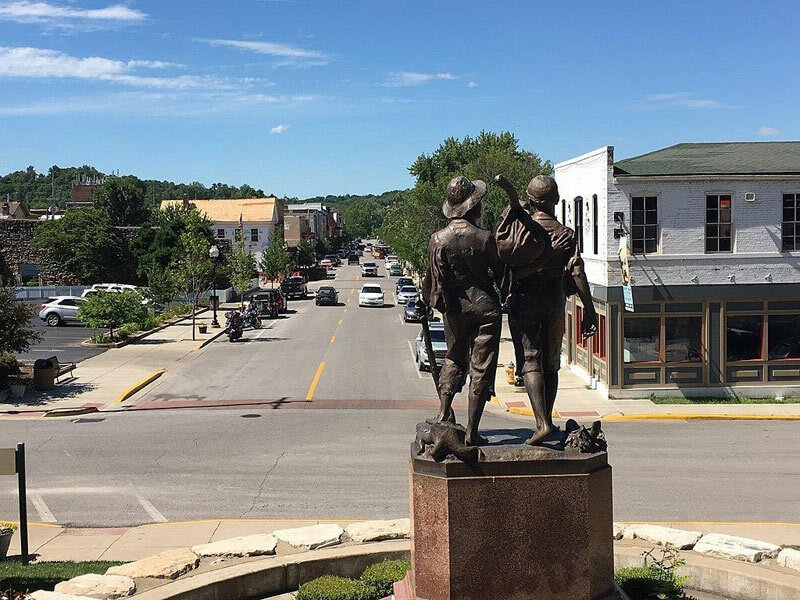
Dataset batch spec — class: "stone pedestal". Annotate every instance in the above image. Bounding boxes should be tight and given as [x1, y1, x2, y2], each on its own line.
[406, 443, 617, 600]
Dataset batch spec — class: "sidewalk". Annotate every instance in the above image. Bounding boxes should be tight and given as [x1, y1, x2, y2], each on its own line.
[488, 320, 800, 421]
[0, 310, 225, 417]
[7, 519, 800, 562]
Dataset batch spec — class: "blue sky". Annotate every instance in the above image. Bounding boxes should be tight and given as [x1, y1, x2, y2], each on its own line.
[0, 0, 797, 197]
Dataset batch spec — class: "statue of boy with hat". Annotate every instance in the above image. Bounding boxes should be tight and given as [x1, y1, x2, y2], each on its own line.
[494, 174, 598, 446]
[420, 175, 502, 446]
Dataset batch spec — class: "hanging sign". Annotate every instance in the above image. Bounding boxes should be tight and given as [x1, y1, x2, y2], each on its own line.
[0, 448, 15, 475]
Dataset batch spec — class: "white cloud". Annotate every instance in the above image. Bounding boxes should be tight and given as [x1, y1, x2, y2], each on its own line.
[382, 71, 458, 87]
[467, 81, 477, 88]
[0, 1, 147, 26]
[632, 92, 732, 111]
[757, 126, 780, 137]
[270, 124, 290, 134]
[199, 38, 329, 66]
[0, 46, 232, 89]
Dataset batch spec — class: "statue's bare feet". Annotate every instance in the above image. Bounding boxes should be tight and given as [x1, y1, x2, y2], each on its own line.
[525, 424, 552, 446]
[436, 407, 456, 424]
[466, 432, 488, 446]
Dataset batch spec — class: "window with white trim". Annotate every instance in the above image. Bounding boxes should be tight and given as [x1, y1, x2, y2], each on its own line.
[705, 194, 732, 253]
[782, 193, 800, 251]
[631, 195, 658, 254]
[250, 228, 259, 242]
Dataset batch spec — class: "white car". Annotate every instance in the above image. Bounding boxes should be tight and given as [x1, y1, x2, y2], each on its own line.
[38, 296, 86, 326]
[358, 284, 384, 307]
[397, 285, 419, 304]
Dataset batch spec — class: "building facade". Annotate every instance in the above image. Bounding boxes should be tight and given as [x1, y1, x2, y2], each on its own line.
[284, 203, 343, 247]
[160, 197, 283, 259]
[554, 142, 800, 399]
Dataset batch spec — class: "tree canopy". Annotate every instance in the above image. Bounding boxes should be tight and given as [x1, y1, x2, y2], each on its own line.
[92, 177, 152, 226]
[78, 291, 147, 340]
[0, 287, 42, 354]
[259, 228, 292, 288]
[229, 238, 256, 306]
[379, 131, 551, 274]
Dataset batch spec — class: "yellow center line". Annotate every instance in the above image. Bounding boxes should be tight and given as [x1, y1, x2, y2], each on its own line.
[330, 335, 336, 344]
[338, 319, 343, 325]
[343, 308, 348, 313]
[306, 362, 325, 400]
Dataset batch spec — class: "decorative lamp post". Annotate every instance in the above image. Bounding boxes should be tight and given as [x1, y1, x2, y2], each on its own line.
[209, 244, 220, 327]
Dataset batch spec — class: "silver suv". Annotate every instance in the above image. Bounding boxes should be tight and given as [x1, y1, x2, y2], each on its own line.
[38, 296, 86, 326]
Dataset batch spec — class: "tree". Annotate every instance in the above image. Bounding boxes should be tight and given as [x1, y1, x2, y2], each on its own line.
[314, 237, 332, 259]
[380, 131, 552, 273]
[0, 287, 42, 353]
[229, 238, 256, 308]
[32, 208, 127, 283]
[93, 177, 151, 226]
[172, 210, 213, 340]
[296, 239, 317, 272]
[259, 228, 291, 289]
[77, 291, 147, 341]
[142, 264, 177, 310]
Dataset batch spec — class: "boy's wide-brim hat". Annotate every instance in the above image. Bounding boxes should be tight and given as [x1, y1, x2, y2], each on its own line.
[443, 175, 487, 218]
[526, 175, 559, 204]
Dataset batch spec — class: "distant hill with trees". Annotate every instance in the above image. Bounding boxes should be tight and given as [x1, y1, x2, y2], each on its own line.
[0, 165, 271, 209]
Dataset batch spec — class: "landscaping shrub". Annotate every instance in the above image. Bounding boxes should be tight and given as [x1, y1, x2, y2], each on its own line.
[360, 559, 411, 596]
[136, 314, 158, 331]
[295, 560, 411, 600]
[0, 354, 20, 386]
[116, 324, 136, 340]
[616, 548, 695, 600]
[295, 575, 372, 600]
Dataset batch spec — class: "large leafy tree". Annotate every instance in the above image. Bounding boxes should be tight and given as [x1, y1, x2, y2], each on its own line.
[259, 228, 291, 289]
[78, 291, 148, 341]
[31, 208, 127, 283]
[0, 287, 42, 353]
[229, 238, 256, 308]
[172, 210, 214, 340]
[380, 131, 551, 273]
[93, 177, 151, 226]
[296, 239, 317, 271]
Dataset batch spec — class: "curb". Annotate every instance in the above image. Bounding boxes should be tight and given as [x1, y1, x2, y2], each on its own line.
[115, 370, 165, 403]
[603, 413, 800, 422]
[196, 327, 227, 350]
[43, 406, 100, 418]
[81, 309, 209, 349]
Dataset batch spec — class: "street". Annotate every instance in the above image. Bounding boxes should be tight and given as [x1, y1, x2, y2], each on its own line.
[2, 263, 799, 527]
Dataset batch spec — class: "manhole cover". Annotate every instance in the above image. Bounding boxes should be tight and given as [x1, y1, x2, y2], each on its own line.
[241, 413, 262, 418]
[71, 418, 106, 423]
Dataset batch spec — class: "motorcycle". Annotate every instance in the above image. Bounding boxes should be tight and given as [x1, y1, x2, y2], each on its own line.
[225, 310, 244, 342]
[242, 305, 262, 329]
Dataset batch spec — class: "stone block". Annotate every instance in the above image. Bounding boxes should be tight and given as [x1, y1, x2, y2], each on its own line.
[53, 573, 135, 599]
[778, 547, 800, 571]
[624, 524, 703, 549]
[345, 519, 410, 543]
[273, 523, 343, 549]
[192, 533, 278, 557]
[693, 532, 780, 563]
[612, 523, 624, 540]
[411, 444, 615, 600]
[106, 547, 199, 579]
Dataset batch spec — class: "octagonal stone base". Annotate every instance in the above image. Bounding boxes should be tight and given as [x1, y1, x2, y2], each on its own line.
[407, 443, 616, 600]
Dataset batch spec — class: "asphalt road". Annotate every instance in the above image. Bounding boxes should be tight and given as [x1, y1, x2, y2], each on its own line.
[15, 302, 106, 365]
[2, 263, 799, 527]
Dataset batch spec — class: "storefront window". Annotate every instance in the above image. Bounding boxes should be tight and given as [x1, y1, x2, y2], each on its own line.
[665, 317, 702, 362]
[592, 314, 606, 359]
[726, 315, 763, 361]
[768, 315, 800, 360]
[576, 305, 588, 349]
[623, 317, 660, 363]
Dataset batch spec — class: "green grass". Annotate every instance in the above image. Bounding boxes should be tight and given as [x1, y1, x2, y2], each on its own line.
[0, 560, 124, 594]
[650, 394, 800, 405]
[616, 565, 695, 600]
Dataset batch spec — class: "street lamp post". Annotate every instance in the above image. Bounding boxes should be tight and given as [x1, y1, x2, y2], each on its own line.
[209, 244, 220, 327]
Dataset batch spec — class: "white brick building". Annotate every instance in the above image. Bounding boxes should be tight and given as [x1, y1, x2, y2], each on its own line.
[554, 142, 800, 398]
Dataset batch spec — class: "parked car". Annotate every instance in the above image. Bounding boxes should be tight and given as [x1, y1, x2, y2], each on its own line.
[361, 261, 378, 277]
[252, 289, 286, 316]
[415, 322, 447, 371]
[280, 276, 308, 299]
[388, 263, 404, 276]
[320, 258, 333, 269]
[395, 277, 414, 295]
[358, 284, 384, 307]
[403, 299, 434, 323]
[397, 285, 419, 305]
[348, 253, 360, 265]
[324, 254, 341, 267]
[386, 255, 399, 264]
[39, 296, 86, 326]
[315, 286, 339, 306]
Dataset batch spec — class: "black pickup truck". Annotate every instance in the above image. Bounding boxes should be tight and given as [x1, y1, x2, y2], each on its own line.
[280, 276, 308, 299]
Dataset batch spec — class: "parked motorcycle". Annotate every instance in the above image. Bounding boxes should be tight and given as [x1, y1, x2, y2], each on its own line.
[242, 304, 262, 329]
[225, 310, 244, 342]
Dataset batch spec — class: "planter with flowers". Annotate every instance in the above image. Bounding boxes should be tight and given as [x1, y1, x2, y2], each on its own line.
[0, 522, 16, 559]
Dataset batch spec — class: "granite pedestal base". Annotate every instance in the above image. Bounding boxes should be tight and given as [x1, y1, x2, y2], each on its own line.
[407, 442, 616, 600]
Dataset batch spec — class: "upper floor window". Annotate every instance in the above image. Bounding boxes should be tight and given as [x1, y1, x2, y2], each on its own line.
[705, 194, 732, 252]
[216, 228, 225, 238]
[561, 198, 566, 225]
[592, 195, 599, 255]
[631, 195, 658, 254]
[782, 193, 800, 251]
[573, 197, 584, 252]
[251, 228, 259, 242]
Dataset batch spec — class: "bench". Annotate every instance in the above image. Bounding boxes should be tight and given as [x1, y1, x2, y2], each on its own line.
[46, 356, 77, 383]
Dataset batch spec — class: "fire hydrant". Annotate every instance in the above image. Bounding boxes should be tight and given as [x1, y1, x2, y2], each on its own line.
[505, 360, 516, 385]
